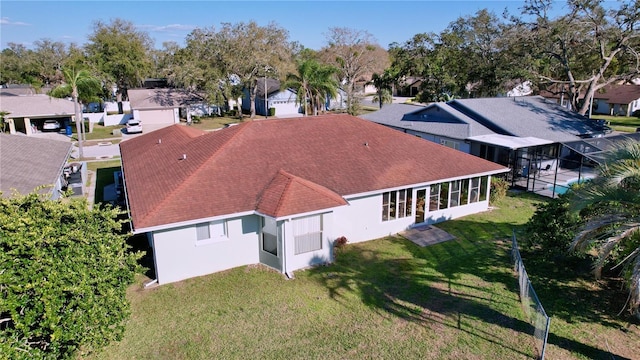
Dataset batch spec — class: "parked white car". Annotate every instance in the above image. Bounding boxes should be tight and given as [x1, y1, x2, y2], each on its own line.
[126, 119, 142, 134]
[42, 120, 61, 131]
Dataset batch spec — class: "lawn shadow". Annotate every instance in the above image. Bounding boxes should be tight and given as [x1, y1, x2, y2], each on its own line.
[309, 214, 633, 359]
[311, 238, 535, 358]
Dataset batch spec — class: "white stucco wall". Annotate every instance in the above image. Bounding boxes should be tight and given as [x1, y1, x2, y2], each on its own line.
[334, 183, 490, 244]
[333, 193, 415, 244]
[151, 215, 260, 284]
[282, 212, 335, 273]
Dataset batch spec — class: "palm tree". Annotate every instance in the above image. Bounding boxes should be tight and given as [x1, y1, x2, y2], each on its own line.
[285, 59, 339, 116]
[369, 69, 398, 109]
[307, 63, 339, 116]
[570, 140, 640, 317]
[50, 67, 102, 159]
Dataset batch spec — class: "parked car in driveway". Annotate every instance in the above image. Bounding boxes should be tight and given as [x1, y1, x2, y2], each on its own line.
[42, 120, 60, 131]
[126, 119, 142, 134]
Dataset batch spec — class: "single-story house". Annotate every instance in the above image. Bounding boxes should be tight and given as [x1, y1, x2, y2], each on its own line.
[0, 133, 73, 199]
[361, 96, 612, 196]
[128, 88, 207, 127]
[591, 84, 640, 117]
[360, 102, 495, 153]
[0, 94, 75, 135]
[242, 78, 301, 117]
[120, 114, 508, 285]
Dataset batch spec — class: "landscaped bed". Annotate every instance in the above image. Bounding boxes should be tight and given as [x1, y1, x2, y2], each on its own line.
[86, 192, 639, 360]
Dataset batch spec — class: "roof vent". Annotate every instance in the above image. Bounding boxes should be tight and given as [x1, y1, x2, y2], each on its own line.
[181, 154, 187, 160]
[364, 142, 369, 147]
[158, 138, 162, 144]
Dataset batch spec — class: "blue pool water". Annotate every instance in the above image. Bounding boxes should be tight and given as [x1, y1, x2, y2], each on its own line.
[547, 179, 585, 195]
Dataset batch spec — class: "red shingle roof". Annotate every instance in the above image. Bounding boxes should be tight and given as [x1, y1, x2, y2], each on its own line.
[256, 170, 348, 218]
[120, 114, 507, 230]
[592, 84, 640, 104]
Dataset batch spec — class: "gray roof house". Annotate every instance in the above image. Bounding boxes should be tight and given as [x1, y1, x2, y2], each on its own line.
[361, 102, 494, 153]
[0, 94, 75, 136]
[362, 96, 615, 197]
[0, 133, 73, 199]
[448, 96, 608, 142]
[128, 88, 206, 128]
[242, 78, 301, 117]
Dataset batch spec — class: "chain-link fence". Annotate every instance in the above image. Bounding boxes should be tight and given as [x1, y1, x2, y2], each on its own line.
[512, 231, 550, 360]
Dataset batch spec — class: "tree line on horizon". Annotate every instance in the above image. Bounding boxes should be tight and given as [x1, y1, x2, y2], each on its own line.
[1, 0, 638, 117]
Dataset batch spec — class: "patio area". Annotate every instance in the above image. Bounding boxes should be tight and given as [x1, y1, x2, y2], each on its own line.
[400, 224, 456, 247]
[514, 166, 597, 198]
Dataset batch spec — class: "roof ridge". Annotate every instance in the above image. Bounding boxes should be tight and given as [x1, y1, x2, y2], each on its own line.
[136, 122, 251, 227]
[272, 170, 295, 216]
[277, 169, 345, 206]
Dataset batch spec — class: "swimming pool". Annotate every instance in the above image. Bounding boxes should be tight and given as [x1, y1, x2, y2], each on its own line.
[546, 178, 586, 195]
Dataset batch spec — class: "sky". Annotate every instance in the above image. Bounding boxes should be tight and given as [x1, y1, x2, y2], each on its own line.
[0, 0, 576, 51]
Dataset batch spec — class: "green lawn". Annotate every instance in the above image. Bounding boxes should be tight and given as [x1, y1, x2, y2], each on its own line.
[87, 160, 122, 204]
[591, 115, 640, 133]
[85, 192, 639, 360]
[189, 116, 243, 131]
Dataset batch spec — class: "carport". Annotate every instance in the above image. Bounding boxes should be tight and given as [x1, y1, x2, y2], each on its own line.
[0, 94, 75, 136]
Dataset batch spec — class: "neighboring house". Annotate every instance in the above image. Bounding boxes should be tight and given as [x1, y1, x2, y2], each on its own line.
[120, 114, 508, 285]
[128, 88, 206, 127]
[0, 133, 72, 199]
[394, 77, 423, 97]
[362, 96, 612, 195]
[242, 78, 301, 117]
[0, 84, 52, 97]
[0, 94, 75, 136]
[326, 88, 347, 111]
[592, 84, 640, 116]
[360, 102, 494, 153]
[506, 80, 533, 97]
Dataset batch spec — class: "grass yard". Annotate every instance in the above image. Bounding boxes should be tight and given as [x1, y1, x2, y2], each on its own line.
[188, 116, 243, 131]
[86, 192, 639, 360]
[87, 159, 122, 204]
[591, 115, 640, 133]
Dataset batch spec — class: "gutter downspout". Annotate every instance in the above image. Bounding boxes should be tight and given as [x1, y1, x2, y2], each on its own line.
[282, 220, 294, 279]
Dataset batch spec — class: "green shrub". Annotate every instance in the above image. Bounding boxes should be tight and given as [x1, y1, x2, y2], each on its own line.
[489, 176, 509, 204]
[0, 192, 143, 359]
[523, 194, 578, 255]
[268, 107, 276, 116]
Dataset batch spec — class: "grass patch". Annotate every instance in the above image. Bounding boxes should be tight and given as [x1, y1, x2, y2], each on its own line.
[591, 115, 640, 133]
[87, 160, 122, 204]
[85, 192, 639, 360]
[188, 116, 242, 131]
[86, 124, 124, 140]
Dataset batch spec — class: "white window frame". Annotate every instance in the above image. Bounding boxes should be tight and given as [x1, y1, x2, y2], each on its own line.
[440, 139, 460, 150]
[195, 220, 228, 246]
[293, 215, 323, 255]
[382, 188, 413, 222]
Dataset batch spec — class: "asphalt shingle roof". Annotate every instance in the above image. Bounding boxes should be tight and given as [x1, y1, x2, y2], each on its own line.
[449, 96, 604, 142]
[0, 133, 72, 198]
[120, 114, 507, 230]
[360, 102, 494, 140]
[128, 88, 205, 109]
[0, 94, 75, 118]
[592, 84, 640, 105]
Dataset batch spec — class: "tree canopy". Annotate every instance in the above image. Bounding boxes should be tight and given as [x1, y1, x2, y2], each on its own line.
[85, 18, 154, 101]
[320, 27, 389, 114]
[517, 0, 640, 115]
[0, 193, 142, 359]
